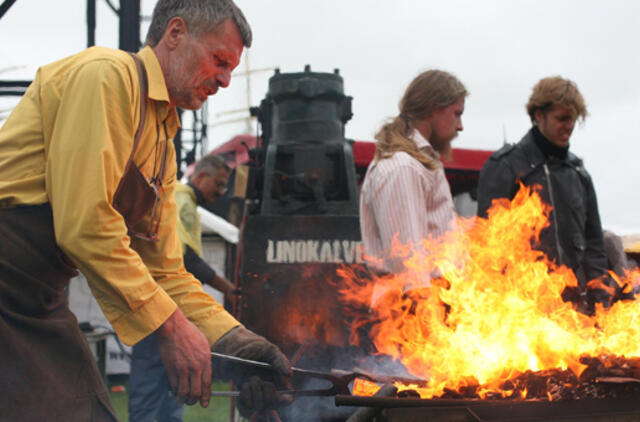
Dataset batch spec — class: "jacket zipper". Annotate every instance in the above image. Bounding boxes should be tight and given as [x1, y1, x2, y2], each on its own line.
[543, 163, 564, 266]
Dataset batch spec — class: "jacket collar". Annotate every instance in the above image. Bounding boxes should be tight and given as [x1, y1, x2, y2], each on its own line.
[518, 128, 581, 167]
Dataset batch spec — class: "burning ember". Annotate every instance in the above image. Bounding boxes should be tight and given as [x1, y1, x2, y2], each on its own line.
[352, 378, 383, 396]
[338, 184, 640, 400]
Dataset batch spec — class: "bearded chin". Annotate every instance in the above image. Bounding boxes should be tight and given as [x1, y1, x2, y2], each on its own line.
[167, 66, 183, 103]
[166, 52, 197, 109]
[431, 136, 453, 161]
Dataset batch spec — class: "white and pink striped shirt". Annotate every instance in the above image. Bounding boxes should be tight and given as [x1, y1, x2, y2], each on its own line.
[360, 130, 456, 276]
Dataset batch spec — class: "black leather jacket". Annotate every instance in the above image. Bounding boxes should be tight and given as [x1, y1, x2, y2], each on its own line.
[477, 128, 608, 287]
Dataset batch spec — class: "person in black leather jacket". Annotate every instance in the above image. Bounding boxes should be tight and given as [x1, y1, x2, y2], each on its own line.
[477, 76, 610, 313]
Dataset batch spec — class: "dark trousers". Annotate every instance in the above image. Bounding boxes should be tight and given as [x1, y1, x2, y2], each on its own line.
[128, 333, 184, 422]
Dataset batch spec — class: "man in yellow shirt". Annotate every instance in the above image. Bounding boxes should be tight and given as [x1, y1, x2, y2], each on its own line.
[0, 0, 290, 420]
[129, 154, 238, 422]
[176, 155, 237, 306]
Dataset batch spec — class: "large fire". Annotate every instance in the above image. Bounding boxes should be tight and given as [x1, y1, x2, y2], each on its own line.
[338, 185, 640, 399]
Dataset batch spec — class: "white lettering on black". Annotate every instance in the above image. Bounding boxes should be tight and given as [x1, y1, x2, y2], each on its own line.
[265, 239, 364, 264]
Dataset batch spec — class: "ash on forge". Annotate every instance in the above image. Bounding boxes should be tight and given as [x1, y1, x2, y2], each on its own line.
[338, 184, 640, 400]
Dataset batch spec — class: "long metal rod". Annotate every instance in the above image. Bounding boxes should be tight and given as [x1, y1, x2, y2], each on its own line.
[211, 351, 273, 370]
[211, 389, 337, 398]
[87, 0, 96, 47]
[103, 0, 118, 14]
[0, 90, 27, 96]
[211, 351, 342, 379]
[210, 351, 427, 386]
[0, 0, 18, 20]
[211, 390, 240, 397]
[0, 80, 30, 87]
[118, 0, 140, 52]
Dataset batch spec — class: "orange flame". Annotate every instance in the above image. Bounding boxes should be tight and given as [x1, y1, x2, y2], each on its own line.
[338, 184, 640, 398]
[352, 378, 381, 396]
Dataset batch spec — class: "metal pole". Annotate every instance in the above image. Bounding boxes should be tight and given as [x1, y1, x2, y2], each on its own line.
[87, 0, 96, 47]
[174, 109, 184, 179]
[0, 0, 18, 20]
[244, 50, 252, 133]
[118, 0, 140, 52]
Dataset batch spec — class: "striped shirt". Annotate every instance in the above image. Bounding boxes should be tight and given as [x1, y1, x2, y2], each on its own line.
[360, 130, 456, 280]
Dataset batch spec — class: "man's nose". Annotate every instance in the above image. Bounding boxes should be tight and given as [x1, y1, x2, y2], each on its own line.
[457, 120, 464, 132]
[216, 70, 231, 88]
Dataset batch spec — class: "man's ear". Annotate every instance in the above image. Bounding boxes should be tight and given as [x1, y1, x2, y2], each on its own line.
[162, 17, 188, 50]
[534, 109, 544, 126]
[191, 171, 208, 188]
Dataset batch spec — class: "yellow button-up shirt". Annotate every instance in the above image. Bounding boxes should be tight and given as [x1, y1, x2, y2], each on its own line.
[0, 46, 239, 346]
[175, 182, 204, 257]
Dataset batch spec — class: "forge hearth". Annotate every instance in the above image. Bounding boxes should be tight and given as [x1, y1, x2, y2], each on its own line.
[337, 396, 640, 422]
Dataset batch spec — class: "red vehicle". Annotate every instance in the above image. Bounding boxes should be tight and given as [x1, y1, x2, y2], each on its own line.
[208, 134, 493, 216]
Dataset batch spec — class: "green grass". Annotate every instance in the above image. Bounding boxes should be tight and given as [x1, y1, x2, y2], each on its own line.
[107, 376, 235, 422]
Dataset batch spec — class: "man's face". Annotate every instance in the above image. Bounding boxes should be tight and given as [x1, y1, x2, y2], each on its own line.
[426, 96, 465, 154]
[194, 167, 230, 204]
[166, 18, 243, 110]
[535, 105, 576, 148]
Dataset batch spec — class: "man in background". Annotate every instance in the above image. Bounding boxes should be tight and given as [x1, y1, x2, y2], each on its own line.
[477, 76, 610, 313]
[177, 155, 237, 307]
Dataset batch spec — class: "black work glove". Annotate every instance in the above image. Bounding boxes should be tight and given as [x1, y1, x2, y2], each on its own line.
[212, 326, 293, 415]
[238, 376, 279, 417]
[561, 285, 593, 315]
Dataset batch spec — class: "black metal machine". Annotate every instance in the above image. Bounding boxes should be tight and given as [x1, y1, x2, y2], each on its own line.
[250, 65, 358, 216]
[236, 66, 362, 369]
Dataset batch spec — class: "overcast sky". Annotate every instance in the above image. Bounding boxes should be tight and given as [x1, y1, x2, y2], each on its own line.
[1, 0, 638, 234]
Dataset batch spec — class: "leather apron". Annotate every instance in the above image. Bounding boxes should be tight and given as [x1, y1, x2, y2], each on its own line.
[0, 54, 156, 422]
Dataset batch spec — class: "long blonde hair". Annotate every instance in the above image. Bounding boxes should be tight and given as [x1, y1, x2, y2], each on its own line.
[374, 70, 467, 169]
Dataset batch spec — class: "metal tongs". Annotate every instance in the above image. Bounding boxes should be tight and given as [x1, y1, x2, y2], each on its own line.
[210, 351, 428, 397]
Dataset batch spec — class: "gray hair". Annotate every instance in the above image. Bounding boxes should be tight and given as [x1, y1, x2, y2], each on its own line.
[192, 154, 229, 178]
[145, 0, 252, 47]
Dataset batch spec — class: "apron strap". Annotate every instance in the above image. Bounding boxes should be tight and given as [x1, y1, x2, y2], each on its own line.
[128, 52, 149, 161]
[111, 54, 155, 231]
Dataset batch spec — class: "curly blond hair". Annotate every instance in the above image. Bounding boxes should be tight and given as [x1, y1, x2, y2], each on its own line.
[526, 76, 587, 123]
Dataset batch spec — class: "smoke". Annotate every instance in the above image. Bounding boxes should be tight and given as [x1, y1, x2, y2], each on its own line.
[353, 353, 414, 380]
[281, 393, 356, 421]
[276, 342, 414, 421]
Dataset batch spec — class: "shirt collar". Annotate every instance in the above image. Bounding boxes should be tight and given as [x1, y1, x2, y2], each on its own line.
[410, 129, 440, 159]
[138, 46, 170, 103]
[137, 46, 181, 130]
